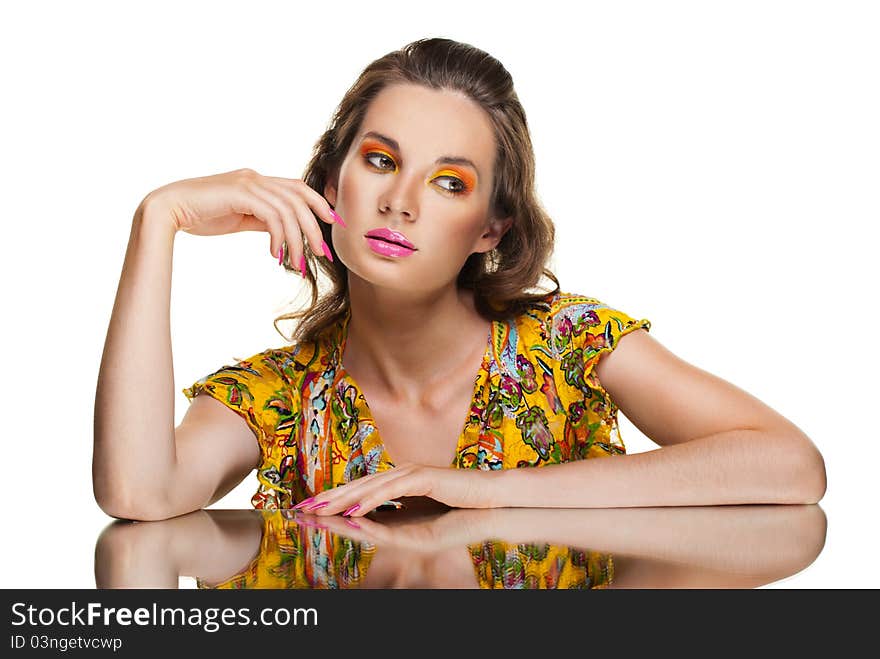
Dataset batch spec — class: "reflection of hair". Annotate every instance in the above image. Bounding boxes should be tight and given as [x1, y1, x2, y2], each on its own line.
[274, 37, 560, 345]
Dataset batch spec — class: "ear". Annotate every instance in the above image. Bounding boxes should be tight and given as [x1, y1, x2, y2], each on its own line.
[323, 173, 338, 207]
[473, 216, 513, 253]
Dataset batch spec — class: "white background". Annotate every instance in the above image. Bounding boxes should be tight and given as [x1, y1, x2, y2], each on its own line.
[1, 0, 876, 588]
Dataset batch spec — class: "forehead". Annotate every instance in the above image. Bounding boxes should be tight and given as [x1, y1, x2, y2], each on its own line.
[359, 83, 495, 166]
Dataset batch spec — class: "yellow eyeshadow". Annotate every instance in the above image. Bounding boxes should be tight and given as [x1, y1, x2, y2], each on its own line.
[359, 141, 476, 192]
[434, 168, 476, 192]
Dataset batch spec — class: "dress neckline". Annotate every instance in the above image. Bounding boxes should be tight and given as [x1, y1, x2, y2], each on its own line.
[331, 307, 498, 468]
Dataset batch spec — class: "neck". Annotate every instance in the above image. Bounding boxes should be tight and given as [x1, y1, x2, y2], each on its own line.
[341, 277, 490, 404]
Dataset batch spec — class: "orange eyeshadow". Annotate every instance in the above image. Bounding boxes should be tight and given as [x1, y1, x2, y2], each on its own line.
[360, 140, 394, 161]
[359, 140, 477, 192]
[435, 167, 476, 192]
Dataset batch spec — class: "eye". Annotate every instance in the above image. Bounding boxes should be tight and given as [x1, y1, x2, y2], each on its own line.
[364, 152, 469, 196]
[364, 152, 396, 171]
[433, 175, 468, 195]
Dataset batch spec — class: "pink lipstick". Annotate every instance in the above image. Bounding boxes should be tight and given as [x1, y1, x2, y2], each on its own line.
[364, 227, 416, 258]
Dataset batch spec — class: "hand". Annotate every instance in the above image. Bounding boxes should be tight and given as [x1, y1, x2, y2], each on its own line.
[142, 167, 343, 272]
[295, 463, 505, 517]
[301, 507, 501, 554]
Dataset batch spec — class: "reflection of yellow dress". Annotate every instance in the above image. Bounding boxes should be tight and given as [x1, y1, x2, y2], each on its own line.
[196, 511, 374, 590]
[197, 511, 614, 590]
[182, 291, 651, 510]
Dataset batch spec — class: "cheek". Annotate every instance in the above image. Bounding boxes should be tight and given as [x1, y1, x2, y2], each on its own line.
[449, 212, 491, 245]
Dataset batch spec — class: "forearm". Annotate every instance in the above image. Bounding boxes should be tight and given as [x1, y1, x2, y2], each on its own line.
[480, 505, 826, 576]
[496, 428, 826, 508]
[93, 197, 179, 515]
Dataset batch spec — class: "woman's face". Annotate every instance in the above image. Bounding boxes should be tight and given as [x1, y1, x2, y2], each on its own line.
[324, 82, 511, 294]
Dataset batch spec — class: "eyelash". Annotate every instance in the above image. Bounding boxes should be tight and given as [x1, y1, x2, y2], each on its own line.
[363, 152, 469, 195]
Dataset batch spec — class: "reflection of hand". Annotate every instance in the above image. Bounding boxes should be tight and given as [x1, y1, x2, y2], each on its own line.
[296, 464, 503, 516]
[297, 507, 499, 554]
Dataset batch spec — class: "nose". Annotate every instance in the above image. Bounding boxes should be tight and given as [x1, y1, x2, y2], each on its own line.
[379, 171, 421, 222]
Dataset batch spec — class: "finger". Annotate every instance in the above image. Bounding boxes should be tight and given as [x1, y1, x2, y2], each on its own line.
[241, 180, 302, 265]
[303, 513, 372, 540]
[295, 469, 394, 512]
[293, 514, 328, 530]
[322, 470, 429, 517]
[338, 514, 394, 542]
[229, 186, 285, 259]
[305, 472, 405, 516]
[268, 177, 340, 227]
[345, 484, 418, 517]
[261, 179, 326, 265]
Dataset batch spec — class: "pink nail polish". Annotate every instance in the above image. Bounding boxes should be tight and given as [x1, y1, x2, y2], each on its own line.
[343, 504, 360, 517]
[330, 209, 346, 228]
[278, 246, 284, 265]
[299, 255, 307, 278]
[306, 501, 329, 512]
[321, 241, 334, 262]
[292, 496, 315, 510]
[345, 519, 361, 529]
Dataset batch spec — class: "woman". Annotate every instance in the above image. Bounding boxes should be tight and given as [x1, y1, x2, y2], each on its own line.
[93, 38, 826, 522]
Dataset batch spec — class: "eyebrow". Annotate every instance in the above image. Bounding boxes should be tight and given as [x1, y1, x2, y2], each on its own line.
[360, 131, 480, 179]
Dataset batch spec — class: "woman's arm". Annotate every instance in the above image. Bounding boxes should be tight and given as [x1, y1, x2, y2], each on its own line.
[311, 504, 826, 588]
[500, 328, 826, 507]
[92, 195, 260, 521]
[94, 510, 263, 589]
[477, 505, 826, 583]
[92, 199, 180, 518]
[300, 327, 826, 513]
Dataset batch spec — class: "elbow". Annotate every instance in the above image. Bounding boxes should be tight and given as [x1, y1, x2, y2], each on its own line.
[782, 434, 827, 505]
[93, 463, 179, 521]
[799, 447, 827, 504]
[94, 485, 177, 522]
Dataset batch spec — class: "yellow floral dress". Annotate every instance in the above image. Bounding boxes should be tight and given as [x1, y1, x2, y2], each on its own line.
[197, 510, 615, 590]
[182, 291, 652, 510]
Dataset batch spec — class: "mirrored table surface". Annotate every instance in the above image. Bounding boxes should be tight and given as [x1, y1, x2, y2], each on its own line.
[94, 499, 826, 589]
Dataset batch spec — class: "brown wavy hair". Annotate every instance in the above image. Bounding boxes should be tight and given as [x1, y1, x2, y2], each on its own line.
[274, 37, 560, 345]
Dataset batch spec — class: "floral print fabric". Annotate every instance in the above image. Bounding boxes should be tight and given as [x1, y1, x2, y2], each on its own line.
[182, 291, 652, 510]
[197, 510, 613, 590]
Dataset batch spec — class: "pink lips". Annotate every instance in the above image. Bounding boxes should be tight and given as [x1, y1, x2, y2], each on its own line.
[366, 237, 415, 258]
[364, 228, 416, 250]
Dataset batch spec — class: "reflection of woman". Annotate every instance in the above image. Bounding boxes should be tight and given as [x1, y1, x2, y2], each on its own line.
[185, 511, 613, 590]
[196, 511, 614, 590]
[93, 506, 827, 589]
[93, 38, 825, 522]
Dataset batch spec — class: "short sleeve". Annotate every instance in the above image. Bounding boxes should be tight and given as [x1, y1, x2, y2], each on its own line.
[550, 296, 650, 383]
[182, 348, 300, 507]
[573, 305, 649, 376]
[549, 293, 652, 456]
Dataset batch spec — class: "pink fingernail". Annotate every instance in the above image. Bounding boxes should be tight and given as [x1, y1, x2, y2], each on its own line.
[292, 496, 315, 510]
[345, 519, 361, 529]
[330, 209, 346, 228]
[299, 255, 307, 278]
[306, 501, 329, 511]
[343, 504, 360, 517]
[278, 246, 284, 265]
[321, 240, 334, 262]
